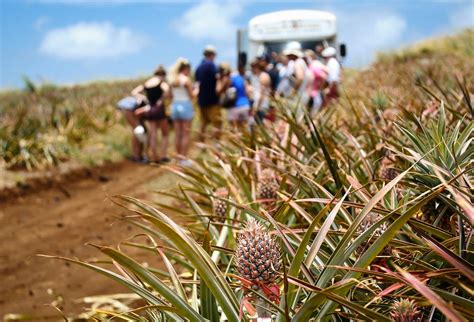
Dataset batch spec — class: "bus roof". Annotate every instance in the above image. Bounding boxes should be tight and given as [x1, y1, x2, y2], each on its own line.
[248, 10, 337, 42]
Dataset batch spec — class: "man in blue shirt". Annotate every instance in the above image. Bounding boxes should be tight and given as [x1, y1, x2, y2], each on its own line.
[195, 45, 221, 141]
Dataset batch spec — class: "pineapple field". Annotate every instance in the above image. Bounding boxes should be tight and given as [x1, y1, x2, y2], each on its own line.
[1, 29, 473, 321]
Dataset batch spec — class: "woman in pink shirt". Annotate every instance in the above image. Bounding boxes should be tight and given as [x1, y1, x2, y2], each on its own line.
[305, 50, 328, 116]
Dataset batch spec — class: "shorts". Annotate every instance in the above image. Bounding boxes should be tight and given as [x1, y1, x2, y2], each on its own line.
[171, 100, 194, 121]
[227, 106, 250, 122]
[116, 96, 138, 110]
[143, 103, 167, 121]
[200, 104, 222, 128]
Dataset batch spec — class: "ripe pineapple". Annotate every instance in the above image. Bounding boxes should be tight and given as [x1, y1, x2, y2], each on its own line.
[390, 299, 422, 322]
[212, 187, 228, 218]
[236, 219, 281, 283]
[257, 169, 279, 203]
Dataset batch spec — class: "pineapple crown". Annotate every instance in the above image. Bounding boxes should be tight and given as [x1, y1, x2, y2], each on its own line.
[214, 187, 229, 197]
[260, 169, 277, 181]
[235, 219, 281, 284]
[390, 299, 422, 322]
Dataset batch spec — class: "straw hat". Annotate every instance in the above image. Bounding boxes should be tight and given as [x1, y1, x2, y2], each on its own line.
[321, 47, 337, 58]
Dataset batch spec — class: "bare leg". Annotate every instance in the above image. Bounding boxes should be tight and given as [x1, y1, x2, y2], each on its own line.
[174, 120, 183, 156]
[199, 120, 208, 142]
[159, 118, 169, 159]
[212, 106, 222, 141]
[122, 110, 142, 159]
[182, 120, 192, 157]
[147, 121, 158, 162]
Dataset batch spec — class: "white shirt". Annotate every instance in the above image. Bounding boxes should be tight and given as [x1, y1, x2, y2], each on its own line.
[276, 60, 294, 97]
[172, 77, 191, 102]
[326, 57, 341, 83]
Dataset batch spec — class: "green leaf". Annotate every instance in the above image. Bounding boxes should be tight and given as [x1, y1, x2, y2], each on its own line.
[200, 229, 220, 321]
[99, 247, 205, 322]
[115, 195, 240, 322]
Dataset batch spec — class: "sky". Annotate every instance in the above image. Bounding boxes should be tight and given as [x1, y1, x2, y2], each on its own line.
[0, 0, 473, 89]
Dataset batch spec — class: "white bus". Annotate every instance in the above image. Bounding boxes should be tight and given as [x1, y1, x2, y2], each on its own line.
[237, 9, 346, 66]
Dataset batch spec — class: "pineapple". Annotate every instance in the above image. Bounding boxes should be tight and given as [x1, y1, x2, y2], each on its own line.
[257, 169, 279, 203]
[380, 166, 398, 181]
[390, 299, 422, 322]
[418, 199, 451, 230]
[212, 187, 228, 218]
[450, 214, 473, 238]
[236, 219, 281, 283]
[379, 156, 398, 181]
[357, 213, 388, 238]
[356, 213, 391, 262]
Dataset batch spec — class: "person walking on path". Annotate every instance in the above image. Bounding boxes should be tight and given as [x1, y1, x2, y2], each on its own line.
[132, 65, 171, 164]
[195, 45, 221, 142]
[322, 46, 341, 105]
[169, 58, 195, 167]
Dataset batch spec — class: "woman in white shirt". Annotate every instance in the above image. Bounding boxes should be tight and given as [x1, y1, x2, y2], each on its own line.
[322, 47, 341, 104]
[169, 58, 195, 166]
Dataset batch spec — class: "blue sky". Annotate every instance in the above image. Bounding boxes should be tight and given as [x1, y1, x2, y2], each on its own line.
[0, 0, 472, 89]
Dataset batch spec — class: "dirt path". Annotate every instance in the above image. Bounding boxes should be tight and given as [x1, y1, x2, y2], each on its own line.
[0, 161, 181, 319]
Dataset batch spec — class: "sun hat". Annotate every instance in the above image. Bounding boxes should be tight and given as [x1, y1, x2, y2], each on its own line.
[203, 45, 217, 56]
[321, 47, 337, 58]
[283, 41, 303, 58]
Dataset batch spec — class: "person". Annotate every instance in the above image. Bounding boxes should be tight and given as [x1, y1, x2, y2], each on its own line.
[321, 46, 341, 105]
[257, 54, 279, 94]
[116, 95, 147, 163]
[132, 65, 170, 164]
[249, 60, 271, 124]
[276, 53, 294, 98]
[305, 49, 329, 115]
[283, 41, 310, 107]
[224, 64, 251, 129]
[195, 45, 221, 142]
[315, 44, 325, 61]
[169, 58, 195, 167]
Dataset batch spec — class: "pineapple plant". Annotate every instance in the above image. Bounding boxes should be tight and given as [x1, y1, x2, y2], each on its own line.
[257, 169, 279, 210]
[235, 219, 281, 284]
[212, 187, 229, 218]
[235, 219, 281, 319]
[379, 156, 399, 181]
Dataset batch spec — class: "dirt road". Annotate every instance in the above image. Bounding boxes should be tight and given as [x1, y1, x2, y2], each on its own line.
[0, 161, 180, 319]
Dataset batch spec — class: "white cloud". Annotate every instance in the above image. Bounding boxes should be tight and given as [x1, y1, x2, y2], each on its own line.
[335, 10, 407, 66]
[39, 22, 148, 60]
[172, 0, 243, 43]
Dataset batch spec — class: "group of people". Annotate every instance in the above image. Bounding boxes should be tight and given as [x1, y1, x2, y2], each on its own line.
[117, 42, 341, 166]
